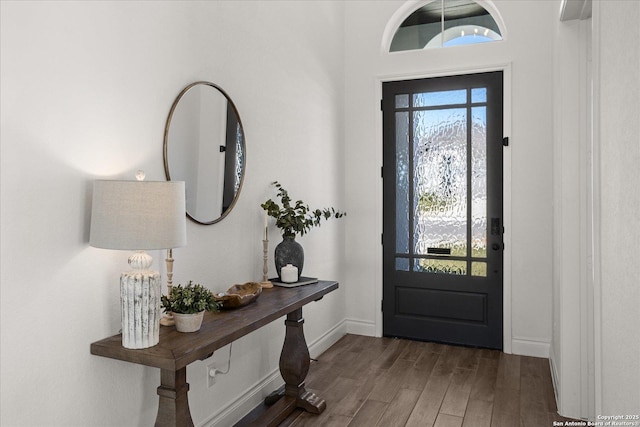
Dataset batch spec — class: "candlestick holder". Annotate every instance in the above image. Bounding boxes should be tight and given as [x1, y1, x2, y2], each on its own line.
[160, 249, 176, 326]
[260, 239, 273, 288]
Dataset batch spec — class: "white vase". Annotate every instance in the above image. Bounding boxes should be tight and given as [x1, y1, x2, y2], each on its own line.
[173, 311, 205, 332]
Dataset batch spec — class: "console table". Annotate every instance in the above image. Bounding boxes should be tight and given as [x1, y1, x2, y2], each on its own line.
[90, 280, 339, 427]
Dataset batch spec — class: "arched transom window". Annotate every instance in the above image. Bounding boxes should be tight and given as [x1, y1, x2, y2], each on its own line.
[390, 0, 503, 52]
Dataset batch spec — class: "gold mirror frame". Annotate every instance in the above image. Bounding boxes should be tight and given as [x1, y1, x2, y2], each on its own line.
[163, 81, 246, 225]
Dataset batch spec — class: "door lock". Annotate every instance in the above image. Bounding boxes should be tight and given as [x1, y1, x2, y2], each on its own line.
[491, 218, 501, 235]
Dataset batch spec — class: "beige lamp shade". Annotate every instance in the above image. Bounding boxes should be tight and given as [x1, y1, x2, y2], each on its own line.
[90, 180, 187, 250]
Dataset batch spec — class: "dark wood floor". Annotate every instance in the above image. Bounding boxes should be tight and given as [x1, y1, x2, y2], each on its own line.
[238, 334, 578, 427]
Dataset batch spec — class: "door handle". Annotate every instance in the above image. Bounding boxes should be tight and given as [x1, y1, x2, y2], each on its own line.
[492, 243, 501, 251]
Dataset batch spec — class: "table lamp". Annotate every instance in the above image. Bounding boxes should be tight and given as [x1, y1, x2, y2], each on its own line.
[90, 172, 186, 349]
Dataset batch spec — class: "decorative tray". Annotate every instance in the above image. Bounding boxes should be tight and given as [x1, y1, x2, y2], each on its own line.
[214, 282, 262, 309]
[271, 277, 319, 288]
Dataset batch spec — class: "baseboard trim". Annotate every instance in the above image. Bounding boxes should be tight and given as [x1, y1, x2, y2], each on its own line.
[511, 338, 550, 358]
[201, 367, 282, 427]
[200, 320, 347, 427]
[344, 318, 376, 336]
[309, 319, 348, 358]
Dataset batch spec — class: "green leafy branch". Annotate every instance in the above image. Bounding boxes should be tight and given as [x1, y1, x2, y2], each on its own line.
[261, 181, 346, 237]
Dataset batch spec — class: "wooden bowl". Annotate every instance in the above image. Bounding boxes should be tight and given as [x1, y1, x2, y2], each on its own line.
[214, 282, 262, 309]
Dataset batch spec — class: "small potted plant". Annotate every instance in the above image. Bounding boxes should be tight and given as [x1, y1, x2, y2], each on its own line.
[161, 281, 219, 332]
[261, 181, 345, 280]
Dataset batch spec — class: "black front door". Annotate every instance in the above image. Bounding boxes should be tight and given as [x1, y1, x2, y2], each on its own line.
[382, 71, 504, 349]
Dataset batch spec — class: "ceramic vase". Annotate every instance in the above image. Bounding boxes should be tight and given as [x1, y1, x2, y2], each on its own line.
[120, 271, 160, 349]
[275, 235, 303, 281]
[173, 311, 205, 333]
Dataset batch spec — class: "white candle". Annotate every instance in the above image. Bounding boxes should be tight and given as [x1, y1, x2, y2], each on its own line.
[281, 264, 298, 283]
[263, 210, 268, 240]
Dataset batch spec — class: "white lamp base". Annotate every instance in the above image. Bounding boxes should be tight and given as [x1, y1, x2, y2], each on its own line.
[120, 270, 160, 349]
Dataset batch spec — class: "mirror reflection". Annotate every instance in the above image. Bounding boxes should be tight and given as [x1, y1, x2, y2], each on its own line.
[164, 82, 245, 224]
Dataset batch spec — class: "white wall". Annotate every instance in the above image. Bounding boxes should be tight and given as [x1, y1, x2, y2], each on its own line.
[551, 0, 640, 419]
[0, 1, 346, 426]
[594, 0, 640, 417]
[343, 0, 557, 356]
[551, 12, 591, 419]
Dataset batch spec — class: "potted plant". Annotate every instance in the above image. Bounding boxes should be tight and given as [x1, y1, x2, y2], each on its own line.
[161, 281, 219, 332]
[261, 181, 345, 281]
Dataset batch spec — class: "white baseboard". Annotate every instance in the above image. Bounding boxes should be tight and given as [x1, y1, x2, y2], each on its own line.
[344, 318, 376, 336]
[200, 320, 347, 427]
[511, 338, 550, 358]
[309, 319, 348, 359]
[201, 368, 283, 427]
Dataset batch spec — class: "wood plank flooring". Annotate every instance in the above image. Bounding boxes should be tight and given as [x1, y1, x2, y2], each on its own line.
[236, 334, 578, 427]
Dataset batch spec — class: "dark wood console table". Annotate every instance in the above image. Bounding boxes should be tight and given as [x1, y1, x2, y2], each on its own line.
[90, 280, 339, 427]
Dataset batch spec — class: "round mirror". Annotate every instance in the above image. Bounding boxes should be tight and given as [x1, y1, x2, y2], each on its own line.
[164, 82, 245, 224]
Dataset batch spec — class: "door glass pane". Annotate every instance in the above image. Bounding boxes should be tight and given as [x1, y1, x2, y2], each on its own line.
[396, 111, 410, 254]
[413, 90, 467, 107]
[396, 258, 410, 271]
[414, 108, 467, 257]
[395, 94, 409, 108]
[471, 88, 487, 103]
[472, 262, 487, 277]
[472, 106, 487, 258]
[415, 259, 467, 275]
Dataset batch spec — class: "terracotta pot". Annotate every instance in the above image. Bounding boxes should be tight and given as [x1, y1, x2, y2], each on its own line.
[173, 311, 205, 332]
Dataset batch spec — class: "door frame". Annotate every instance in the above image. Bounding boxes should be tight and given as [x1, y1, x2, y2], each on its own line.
[373, 63, 513, 353]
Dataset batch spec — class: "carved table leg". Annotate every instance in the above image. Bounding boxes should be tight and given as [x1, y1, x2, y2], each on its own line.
[279, 308, 326, 414]
[155, 367, 194, 427]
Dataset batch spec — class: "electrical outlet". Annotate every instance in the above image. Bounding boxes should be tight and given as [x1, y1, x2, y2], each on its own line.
[207, 363, 217, 388]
